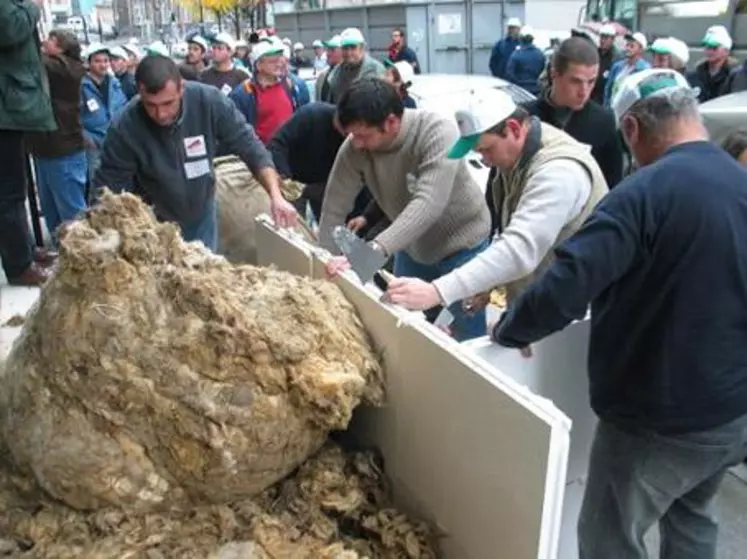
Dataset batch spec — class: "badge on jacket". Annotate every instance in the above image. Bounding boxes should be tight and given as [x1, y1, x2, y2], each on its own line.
[184, 135, 207, 158]
[221, 83, 233, 95]
[87, 99, 100, 112]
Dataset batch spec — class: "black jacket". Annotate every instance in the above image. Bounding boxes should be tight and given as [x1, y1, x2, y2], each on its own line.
[592, 46, 620, 105]
[495, 142, 747, 434]
[688, 59, 736, 102]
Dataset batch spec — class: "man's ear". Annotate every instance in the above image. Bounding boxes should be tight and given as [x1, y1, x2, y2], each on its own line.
[621, 114, 638, 147]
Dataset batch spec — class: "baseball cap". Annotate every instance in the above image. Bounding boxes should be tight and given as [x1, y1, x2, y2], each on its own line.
[236, 39, 248, 48]
[281, 37, 292, 46]
[340, 27, 365, 47]
[250, 40, 283, 64]
[212, 32, 236, 51]
[146, 41, 169, 57]
[188, 35, 209, 51]
[109, 46, 128, 60]
[611, 68, 697, 123]
[312, 39, 323, 48]
[324, 34, 342, 49]
[447, 89, 518, 159]
[121, 44, 142, 59]
[507, 17, 522, 28]
[384, 59, 415, 86]
[649, 37, 689, 67]
[624, 31, 648, 50]
[600, 23, 617, 37]
[84, 43, 110, 60]
[293, 42, 304, 51]
[702, 26, 733, 50]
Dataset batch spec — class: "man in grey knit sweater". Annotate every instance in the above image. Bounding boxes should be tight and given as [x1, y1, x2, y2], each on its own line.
[320, 78, 491, 341]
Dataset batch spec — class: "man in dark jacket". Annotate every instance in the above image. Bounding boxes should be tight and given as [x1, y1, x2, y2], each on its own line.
[494, 68, 747, 559]
[592, 24, 621, 105]
[0, 0, 57, 286]
[26, 29, 88, 244]
[506, 26, 546, 96]
[524, 37, 623, 188]
[109, 46, 137, 100]
[387, 27, 421, 74]
[688, 26, 735, 102]
[489, 18, 521, 79]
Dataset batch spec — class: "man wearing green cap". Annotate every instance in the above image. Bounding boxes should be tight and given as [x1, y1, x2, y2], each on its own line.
[315, 34, 341, 102]
[385, 87, 607, 318]
[688, 25, 736, 102]
[326, 27, 385, 103]
[493, 68, 747, 559]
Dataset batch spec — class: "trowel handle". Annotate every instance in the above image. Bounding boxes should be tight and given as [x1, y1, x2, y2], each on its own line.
[377, 269, 396, 285]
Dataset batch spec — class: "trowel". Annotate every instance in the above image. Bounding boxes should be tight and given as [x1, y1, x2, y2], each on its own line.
[332, 225, 388, 284]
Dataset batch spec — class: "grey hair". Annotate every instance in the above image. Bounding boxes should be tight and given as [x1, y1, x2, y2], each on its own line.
[625, 89, 701, 136]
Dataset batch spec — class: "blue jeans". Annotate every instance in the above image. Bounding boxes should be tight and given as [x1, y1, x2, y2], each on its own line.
[181, 198, 218, 251]
[393, 238, 489, 342]
[34, 151, 88, 244]
[578, 415, 747, 559]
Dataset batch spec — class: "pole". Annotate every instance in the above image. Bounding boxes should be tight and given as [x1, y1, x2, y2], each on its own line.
[25, 156, 44, 248]
[199, 1, 205, 35]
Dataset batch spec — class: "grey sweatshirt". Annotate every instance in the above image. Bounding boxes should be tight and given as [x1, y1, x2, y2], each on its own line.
[320, 109, 491, 264]
[327, 55, 386, 103]
[94, 81, 273, 226]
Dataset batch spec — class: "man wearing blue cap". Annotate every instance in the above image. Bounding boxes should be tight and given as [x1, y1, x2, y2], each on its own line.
[494, 68, 747, 559]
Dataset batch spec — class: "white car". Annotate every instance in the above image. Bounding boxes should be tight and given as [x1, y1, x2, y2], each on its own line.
[300, 73, 535, 189]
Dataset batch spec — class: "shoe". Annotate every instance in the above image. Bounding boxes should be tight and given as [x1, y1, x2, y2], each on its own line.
[33, 247, 58, 268]
[7, 263, 51, 287]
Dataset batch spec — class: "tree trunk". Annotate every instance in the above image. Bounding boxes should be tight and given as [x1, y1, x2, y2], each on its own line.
[234, 6, 241, 38]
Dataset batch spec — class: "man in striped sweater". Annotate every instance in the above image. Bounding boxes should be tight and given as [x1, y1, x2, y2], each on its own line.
[320, 78, 491, 341]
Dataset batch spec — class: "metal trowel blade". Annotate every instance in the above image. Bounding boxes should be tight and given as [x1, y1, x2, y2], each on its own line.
[332, 225, 388, 284]
[434, 307, 455, 328]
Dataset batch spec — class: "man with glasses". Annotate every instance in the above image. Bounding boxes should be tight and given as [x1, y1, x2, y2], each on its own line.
[387, 27, 420, 74]
[326, 27, 385, 103]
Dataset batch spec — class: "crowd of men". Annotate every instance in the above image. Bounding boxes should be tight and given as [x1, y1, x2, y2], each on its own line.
[490, 18, 747, 105]
[2, 1, 747, 558]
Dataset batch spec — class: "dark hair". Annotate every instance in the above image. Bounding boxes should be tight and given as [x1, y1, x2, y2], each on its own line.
[485, 107, 530, 137]
[135, 54, 182, 94]
[392, 28, 404, 37]
[49, 29, 81, 60]
[722, 128, 747, 160]
[336, 77, 404, 128]
[249, 32, 260, 44]
[553, 37, 600, 74]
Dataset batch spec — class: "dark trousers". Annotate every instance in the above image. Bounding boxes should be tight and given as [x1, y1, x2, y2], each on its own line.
[0, 130, 33, 279]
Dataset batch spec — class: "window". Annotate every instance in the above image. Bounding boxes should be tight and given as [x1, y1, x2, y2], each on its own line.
[640, 0, 729, 17]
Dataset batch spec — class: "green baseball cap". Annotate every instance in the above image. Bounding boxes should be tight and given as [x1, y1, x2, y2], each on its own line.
[447, 89, 518, 159]
[339, 27, 365, 47]
[323, 34, 342, 49]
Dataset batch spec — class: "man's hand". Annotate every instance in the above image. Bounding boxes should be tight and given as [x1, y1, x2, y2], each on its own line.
[347, 215, 367, 233]
[325, 255, 351, 279]
[462, 292, 491, 315]
[270, 195, 298, 229]
[384, 277, 442, 311]
[490, 314, 533, 358]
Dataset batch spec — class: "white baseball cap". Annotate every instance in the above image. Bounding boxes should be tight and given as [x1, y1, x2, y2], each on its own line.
[649, 37, 689, 67]
[625, 31, 648, 50]
[188, 35, 209, 51]
[600, 23, 617, 37]
[121, 44, 142, 59]
[324, 35, 342, 49]
[293, 42, 304, 51]
[312, 39, 323, 48]
[703, 26, 733, 50]
[108, 46, 128, 60]
[340, 27, 365, 47]
[84, 42, 110, 60]
[281, 37, 292, 46]
[212, 32, 236, 51]
[507, 17, 522, 28]
[146, 41, 169, 57]
[250, 40, 283, 64]
[385, 59, 415, 86]
[611, 68, 697, 123]
[447, 89, 518, 159]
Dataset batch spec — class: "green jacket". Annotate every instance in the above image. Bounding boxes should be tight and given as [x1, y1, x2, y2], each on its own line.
[0, 0, 55, 132]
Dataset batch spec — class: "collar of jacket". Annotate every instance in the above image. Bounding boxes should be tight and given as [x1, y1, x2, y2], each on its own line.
[512, 116, 542, 171]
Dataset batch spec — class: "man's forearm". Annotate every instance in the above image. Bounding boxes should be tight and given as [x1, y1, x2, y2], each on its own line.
[255, 167, 284, 201]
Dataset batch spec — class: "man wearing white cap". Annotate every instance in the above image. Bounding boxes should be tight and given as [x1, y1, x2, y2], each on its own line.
[312, 39, 328, 73]
[591, 23, 621, 104]
[180, 35, 208, 80]
[109, 46, 136, 100]
[326, 27, 385, 103]
[604, 31, 650, 107]
[385, 88, 606, 319]
[649, 37, 689, 74]
[80, 44, 127, 185]
[505, 26, 545, 95]
[315, 34, 342, 101]
[229, 41, 306, 144]
[291, 42, 311, 69]
[489, 17, 522, 79]
[494, 67, 747, 559]
[199, 32, 249, 95]
[688, 25, 735, 102]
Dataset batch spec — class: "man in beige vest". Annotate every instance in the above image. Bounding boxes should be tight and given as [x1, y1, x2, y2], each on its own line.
[385, 88, 608, 314]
